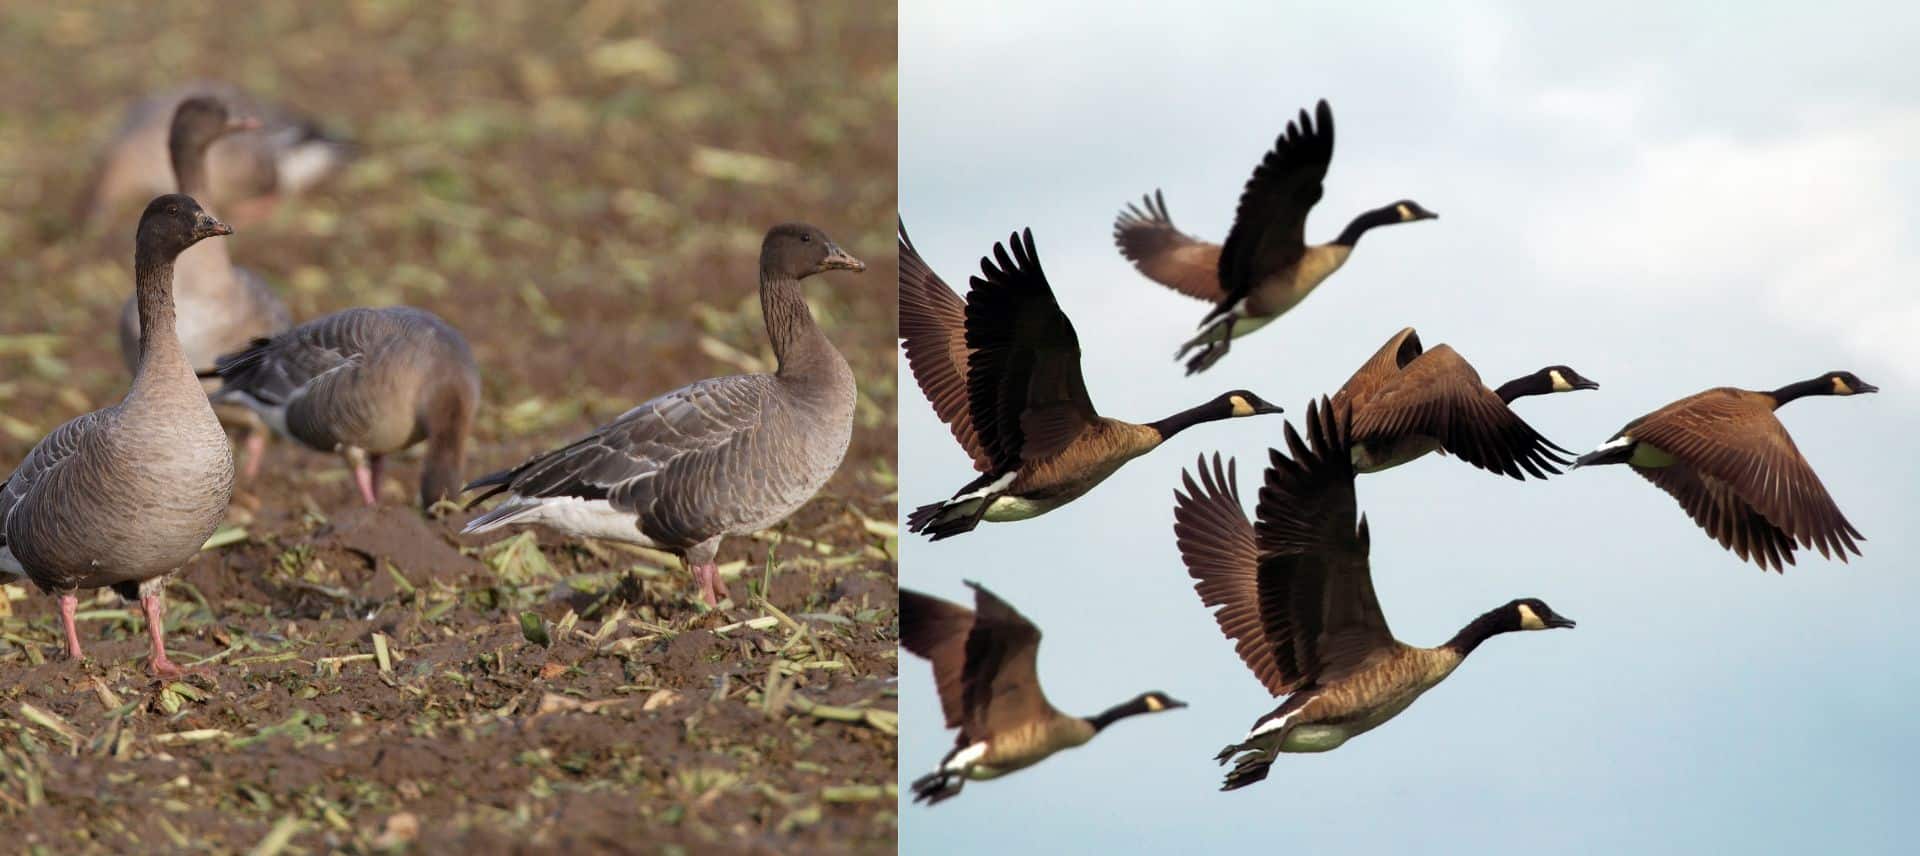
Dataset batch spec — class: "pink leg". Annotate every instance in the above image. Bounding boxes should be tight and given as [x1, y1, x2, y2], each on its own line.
[141, 589, 187, 678]
[59, 593, 85, 660]
[240, 429, 268, 482]
[370, 455, 385, 500]
[352, 460, 378, 506]
[693, 563, 730, 607]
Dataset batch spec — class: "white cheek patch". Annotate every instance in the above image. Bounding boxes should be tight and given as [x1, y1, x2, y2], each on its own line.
[1229, 396, 1252, 417]
[1395, 204, 1412, 220]
[1549, 370, 1572, 392]
[1517, 603, 1546, 630]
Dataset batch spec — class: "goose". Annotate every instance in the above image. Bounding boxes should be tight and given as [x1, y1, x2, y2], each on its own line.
[1331, 327, 1597, 478]
[1171, 399, 1574, 791]
[1111, 100, 1437, 374]
[902, 581, 1186, 805]
[1571, 372, 1874, 571]
[0, 195, 236, 676]
[900, 222, 1283, 540]
[459, 223, 865, 606]
[78, 82, 354, 228]
[117, 95, 293, 482]
[204, 307, 480, 508]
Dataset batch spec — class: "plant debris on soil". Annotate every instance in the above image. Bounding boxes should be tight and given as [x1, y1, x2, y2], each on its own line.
[0, 2, 899, 852]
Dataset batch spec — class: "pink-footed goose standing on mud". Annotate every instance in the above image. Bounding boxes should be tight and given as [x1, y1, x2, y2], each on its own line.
[460, 223, 867, 607]
[117, 96, 293, 482]
[204, 307, 481, 509]
[1, 195, 236, 677]
[78, 82, 355, 228]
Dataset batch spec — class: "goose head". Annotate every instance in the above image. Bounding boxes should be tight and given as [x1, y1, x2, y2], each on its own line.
[138, 194, 232, 256]
[1388, 199, 1439, 222]
[1509, 598, 1577, 632]
[170, 96, 262, 153]
[1822, 371, 1878, 396]
[763, 222, 866, 280]
[1215, 390, 1285, 420]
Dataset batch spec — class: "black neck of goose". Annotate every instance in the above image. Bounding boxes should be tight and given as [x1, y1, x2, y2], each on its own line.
[1441, 606, 1515, 658]
[1332, 206, 1400, 248]
[1146, 400, 1227, 441]
[1494, 374, 1545, 404]
[760, 269, 827, 377]
[169, 126, 216, 198]
[1769, 377, 1832, 407]
[1086, 697, 1153, 733]
[132, 243, 183, 370]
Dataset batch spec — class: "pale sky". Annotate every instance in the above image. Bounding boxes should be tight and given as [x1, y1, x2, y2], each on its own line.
[899, 2, 1919, 853]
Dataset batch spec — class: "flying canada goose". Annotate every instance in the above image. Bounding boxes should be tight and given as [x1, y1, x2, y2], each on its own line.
[1571, 372, 1874, 571]
[205, 307, 480, 508]
[1, 195, 237, 676]
[117, 96, 293, 482]
[1172, 399, 1574, 790]
[900, 222, 1283, 540]
[1112, 101, 1437, 374]
[78, 82, 355, 229]
[1332, 327, 1597, 478]
[902, 581, 1186, 805]
[461, 223, 866, 606]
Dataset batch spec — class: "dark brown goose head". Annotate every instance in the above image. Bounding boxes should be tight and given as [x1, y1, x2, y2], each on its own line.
[1444, 597, 1575, 656]
[1147, 390, 1283, 440]
[1494, 364, 1601, 402]
[1086, 690, 1189, 732]
[1333, 199, 1439, 246]
[169, 97, 261, 195]
[1772, 370, 1879, 405]
[137, 193, 232, 260]
[762, 222, 866, 279]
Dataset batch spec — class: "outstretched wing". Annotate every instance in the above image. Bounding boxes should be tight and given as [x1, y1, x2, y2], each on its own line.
[898, 221, 991, 471]
[1209, 100, 1335, 322]
[1352, 344, 1570, 479]
[1114, 190, 1225, 303]
[1173, 453, 1292, 696]
[1253, 398, 1397, 689]
[964, 229, 1099, 468]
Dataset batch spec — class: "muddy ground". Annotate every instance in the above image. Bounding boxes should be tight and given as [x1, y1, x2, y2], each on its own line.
[0, 2, 898, 853]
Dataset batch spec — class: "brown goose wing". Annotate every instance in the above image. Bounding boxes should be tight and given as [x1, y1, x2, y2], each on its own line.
[964, 229, 1099, 469]
[1331, 327, 1423, 414]
[1350, 344, 1570, 479]
[1252, 399, 1396, 690]
[898, 222, 991, 471]
[1113, 190, 1225, 303]
[1627, 391, 1864, 564]
[899, 588, 978, 730]
[1635, 464, 1800, 572]
[1207, 100, 1335, 324]
[960, 582, 1052, 742]
[1173, 453, 1291, 696]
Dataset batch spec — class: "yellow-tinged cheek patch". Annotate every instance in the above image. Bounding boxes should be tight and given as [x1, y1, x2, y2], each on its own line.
[1229, 396, 1253, 417]
[1517, 603, 1546, 630]
[1395, 203, 1412, 221]
[1145, 696, 1165, 712]
[1832, 377, 1853, 395]
[1550, 370, 1571, 392]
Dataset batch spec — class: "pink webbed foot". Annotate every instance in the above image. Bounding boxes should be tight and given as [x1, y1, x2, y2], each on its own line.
[59, 593, 85, 661]
[240, 429, 269, 483]
[693, 563, 730, 607]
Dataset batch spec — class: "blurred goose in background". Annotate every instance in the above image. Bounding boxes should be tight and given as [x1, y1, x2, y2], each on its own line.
[1173, 400, 1574, 791]
[1572, 371, 1874, 571]
[118, 95, 293, 481]
[900, 223, 1283, 540]
[902, 581, 1186, 806]
[77, 82, 355, 229]
[205, 307, 480, 509]
[1332, 327, 1596, 479]
[1112, 100, 1437, 374]
[1, 195, 236, 677]
[460, 223, 866, 607]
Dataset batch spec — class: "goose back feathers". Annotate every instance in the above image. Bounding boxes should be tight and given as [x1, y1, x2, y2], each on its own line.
[1573, 373, 1873, 571]
[461, 223, 864, 605]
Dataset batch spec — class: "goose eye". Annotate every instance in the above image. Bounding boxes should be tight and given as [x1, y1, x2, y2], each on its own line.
[801, 234, 812, 243]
